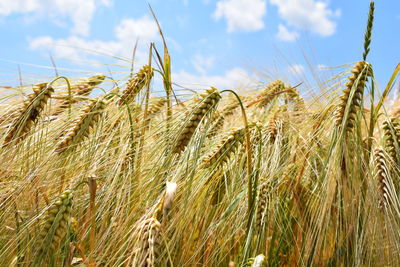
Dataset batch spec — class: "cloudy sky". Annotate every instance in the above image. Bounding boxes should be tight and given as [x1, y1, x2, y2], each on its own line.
[0, 0, 398, 91]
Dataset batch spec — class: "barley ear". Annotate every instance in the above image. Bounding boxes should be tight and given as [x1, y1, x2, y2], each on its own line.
[173, 87, 221, 153]
[363, 1, 375, 61]
[201, 126, 250, 169]
[374, 148, 391, 209]
[334, 61, 371, 132]
[36, 190, 73, 259]
[118, 65, 153, 106]
[133, 217, 161, 267]
[383, 118, 400, 163]
[4, 83, 54, 146]
[256, 182, 269, 231]
[55, 98, 106, 153]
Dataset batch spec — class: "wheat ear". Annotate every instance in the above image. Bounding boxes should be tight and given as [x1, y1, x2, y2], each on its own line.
[202, 125, 251, 168]
[375, 148, 391, 209]
[118, 65, 153, 106]
[207, 100, 240, 137]
[53, 74, 105, 115]
[334, 61, 371, 132]
[55, 98, 106, 153]
[132, 217, 161, 267]
[383, 118, 400, 163]
[250, 80, 285, 108]
[4, 83, 54, 146]
[266, 107, 285, 143]
[256, 182, 269, 231]
[37, 190, 73, 255]
[172, 87, 221, 153]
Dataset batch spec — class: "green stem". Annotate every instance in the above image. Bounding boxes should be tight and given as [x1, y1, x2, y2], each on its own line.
[221, 90, 253, 219]
[48, 76, 72, 117]
[106, 93, 137, 168]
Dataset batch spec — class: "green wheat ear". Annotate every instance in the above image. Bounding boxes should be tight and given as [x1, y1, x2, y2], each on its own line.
[363, 1, 375, 61]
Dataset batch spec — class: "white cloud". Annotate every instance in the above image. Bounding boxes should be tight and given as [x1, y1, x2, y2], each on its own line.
[192, 54, 215, 74]
[276, 24, 298, 42]
[101, 0, 112, 7]
[29, 16, 159, 63]
[287, 64, 305, 75]
[114, 17, 159, 43]
[173, 68, 257, 89]
[270, 0, 340, 36]
[213, 0, 267, 32]
[0, 0, 110, 36]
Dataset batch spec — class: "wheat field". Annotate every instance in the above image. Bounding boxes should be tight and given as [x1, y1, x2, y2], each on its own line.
[1, 2, 400, 266]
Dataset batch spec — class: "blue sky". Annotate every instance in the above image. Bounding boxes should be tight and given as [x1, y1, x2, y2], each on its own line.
[0, 0, 398, 93]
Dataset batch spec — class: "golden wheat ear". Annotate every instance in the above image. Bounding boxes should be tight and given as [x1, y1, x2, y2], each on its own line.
[201, 125, 250, 169]
[256, 182, 269, 232]
[207, 100, 240, 138]
[287, 86, 306, 120]
[374, 148, 391, 209]
[73, 74, 106, 96]
[266, 106, 286, 143]
[131, 217, 161, 267]
[147, 97, 167, 116]
[52, 74, 106, 116]
[36, 190, 73, 259]
[118, 65, 153, 106]
[173, 87, 221, 153]
[55, 98, 107, 153]
[382, 118, 400, 163]
[3, 82, 54, 146]
[248, 80, 285, 108]
[334, 61, 371, 132]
